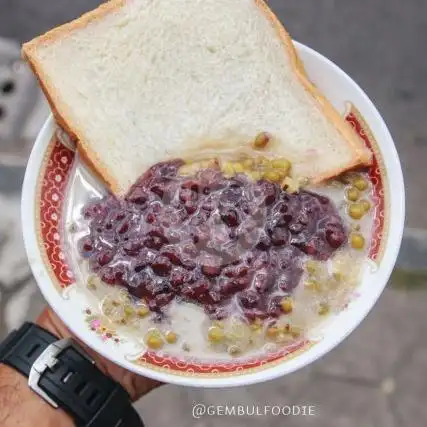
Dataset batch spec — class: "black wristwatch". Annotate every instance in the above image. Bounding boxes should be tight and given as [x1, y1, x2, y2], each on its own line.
[0, 322, 144, 427]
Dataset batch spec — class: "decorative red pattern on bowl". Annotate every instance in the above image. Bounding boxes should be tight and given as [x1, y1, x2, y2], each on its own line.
[35, 108, 387, 375]
[346, 111, 387, 262]
[38, 142, 75, 287]
[140, 339, 308, 374]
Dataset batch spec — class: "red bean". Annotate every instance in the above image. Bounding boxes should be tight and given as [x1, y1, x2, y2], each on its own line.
[79, 159, 347, 322]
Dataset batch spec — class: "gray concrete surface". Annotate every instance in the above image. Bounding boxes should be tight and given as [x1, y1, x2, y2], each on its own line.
[0, 0, 426, 426]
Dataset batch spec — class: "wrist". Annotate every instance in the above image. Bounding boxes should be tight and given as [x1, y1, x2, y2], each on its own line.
[0, 363, 74, 427]
[1, 313, 156, 426]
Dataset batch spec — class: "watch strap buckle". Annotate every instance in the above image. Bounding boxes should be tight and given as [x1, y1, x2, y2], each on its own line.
[28, 338, 95, 408]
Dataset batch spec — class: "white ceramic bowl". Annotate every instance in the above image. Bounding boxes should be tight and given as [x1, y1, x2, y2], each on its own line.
[22, 42, 405, 387]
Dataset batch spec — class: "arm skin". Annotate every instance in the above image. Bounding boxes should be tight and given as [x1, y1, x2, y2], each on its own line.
[0, 308, 161, 427]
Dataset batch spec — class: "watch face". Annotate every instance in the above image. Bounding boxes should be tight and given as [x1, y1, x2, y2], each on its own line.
[21, 42, 403, 387]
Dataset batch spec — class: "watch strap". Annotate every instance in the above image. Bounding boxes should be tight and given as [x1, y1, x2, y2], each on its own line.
[0, 322, 56, 377]
[0, 322, 143, 427]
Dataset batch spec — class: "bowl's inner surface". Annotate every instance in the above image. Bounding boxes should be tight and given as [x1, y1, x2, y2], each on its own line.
[63, 149, 374, 362]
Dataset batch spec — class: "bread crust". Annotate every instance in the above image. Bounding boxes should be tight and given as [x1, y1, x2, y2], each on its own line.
[254, 0, 372, 183]
[23, 0, 126, 194]
[22, 0, 372, 194]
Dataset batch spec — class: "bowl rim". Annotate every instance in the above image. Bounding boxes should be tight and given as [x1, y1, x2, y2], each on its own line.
[21, 41, 405, 387]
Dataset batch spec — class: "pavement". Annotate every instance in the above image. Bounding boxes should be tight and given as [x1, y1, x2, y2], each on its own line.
[0, 0, 427, 426]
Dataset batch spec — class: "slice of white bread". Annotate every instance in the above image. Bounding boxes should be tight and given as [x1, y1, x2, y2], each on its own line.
[23, 0, 371, 196]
